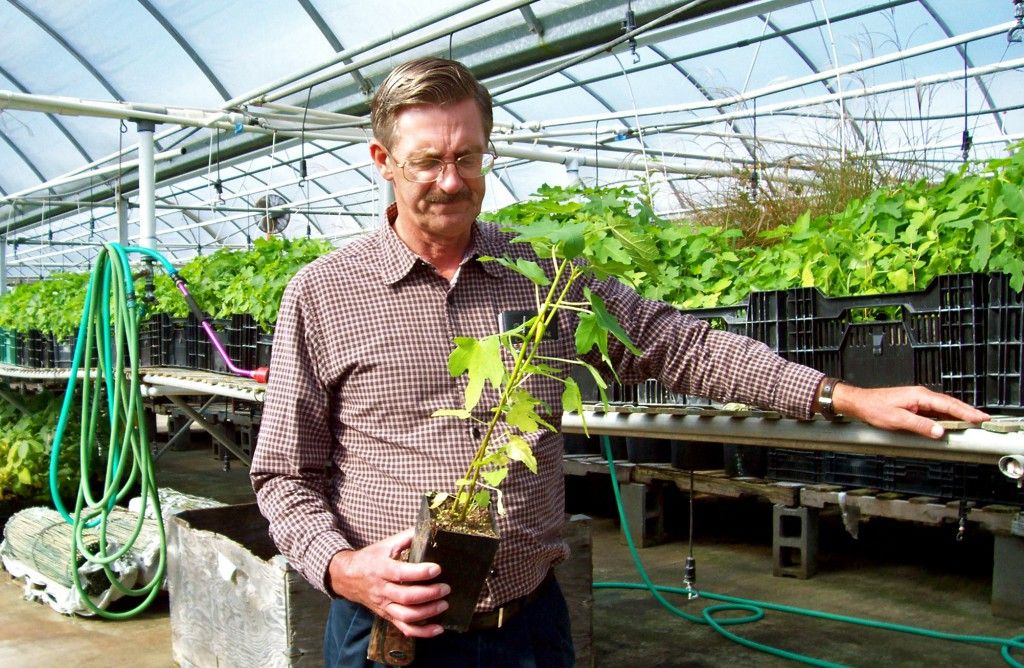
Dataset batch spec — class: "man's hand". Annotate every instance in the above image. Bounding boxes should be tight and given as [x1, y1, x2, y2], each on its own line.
[327, 528, 449, 638]
[832, 383, 990, 439]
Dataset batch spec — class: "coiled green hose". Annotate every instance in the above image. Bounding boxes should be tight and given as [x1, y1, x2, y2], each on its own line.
[48, 243, 176, 619]
[595, 436, 1024, 666]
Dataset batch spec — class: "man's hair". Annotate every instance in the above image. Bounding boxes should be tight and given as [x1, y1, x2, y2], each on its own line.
[371, 57, 493, 149]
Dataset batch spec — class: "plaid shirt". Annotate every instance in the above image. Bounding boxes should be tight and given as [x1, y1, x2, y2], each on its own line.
[251, 207, 823, 609]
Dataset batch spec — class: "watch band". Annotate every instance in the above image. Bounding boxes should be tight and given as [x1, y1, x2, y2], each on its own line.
[817, 377, 842, 421]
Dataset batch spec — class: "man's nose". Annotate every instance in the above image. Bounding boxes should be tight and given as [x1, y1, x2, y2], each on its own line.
[435, 162, 466, 193]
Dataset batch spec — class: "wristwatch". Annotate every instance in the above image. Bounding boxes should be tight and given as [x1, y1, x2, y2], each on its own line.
[816, 377, 843, 421]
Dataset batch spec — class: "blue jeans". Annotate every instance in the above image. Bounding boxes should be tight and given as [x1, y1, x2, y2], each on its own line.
[323, 575, 575, 668]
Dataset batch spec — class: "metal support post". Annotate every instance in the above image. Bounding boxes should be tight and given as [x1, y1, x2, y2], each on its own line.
[136, 120, 157, 251]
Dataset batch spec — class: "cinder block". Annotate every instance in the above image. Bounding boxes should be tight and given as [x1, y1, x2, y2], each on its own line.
[992, 534, 1024, 620]
[619, 482, 666, 548]
[772, 504, 818, 579]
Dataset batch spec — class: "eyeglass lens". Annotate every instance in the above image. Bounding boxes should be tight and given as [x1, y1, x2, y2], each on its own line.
[401, 153, 494, 182]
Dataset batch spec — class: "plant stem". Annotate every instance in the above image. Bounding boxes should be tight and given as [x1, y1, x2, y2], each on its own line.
[454, 255, 576, 519]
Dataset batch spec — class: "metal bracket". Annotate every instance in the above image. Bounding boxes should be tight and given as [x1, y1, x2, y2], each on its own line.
[166, 395, 251, 466]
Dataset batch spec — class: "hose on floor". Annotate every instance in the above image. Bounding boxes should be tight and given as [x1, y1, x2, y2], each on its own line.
[594, 435, 1024, 667]
[47, 243, 178, 619]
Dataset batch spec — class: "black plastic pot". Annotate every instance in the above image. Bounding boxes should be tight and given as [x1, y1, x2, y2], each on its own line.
[408, 496, 499, 632]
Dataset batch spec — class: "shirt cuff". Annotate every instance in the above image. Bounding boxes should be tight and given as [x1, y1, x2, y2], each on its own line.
[302, 530, 352, 596]
[778, 364, 826, 420]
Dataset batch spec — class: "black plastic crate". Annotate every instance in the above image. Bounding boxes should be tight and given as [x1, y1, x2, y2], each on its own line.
[824, 452, 886, 489]
[138, 316, 164, 367]
[962, 463, 1024, 506]
[256, 328, 274, 368]
[682, 274, 997, 410]
[226, 314, 259, 371]
[51, 334, 76, 369]
[766, 448, 825, 484]
[185, 316, 229, 373]
[883, 457, 960, 498]
[19, 330, 45, 368]
[987, 274, 1023, 414]
[164, 317, 188, 367]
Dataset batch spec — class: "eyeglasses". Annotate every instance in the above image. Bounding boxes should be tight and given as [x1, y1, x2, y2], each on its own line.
[391, 152, 496, 183]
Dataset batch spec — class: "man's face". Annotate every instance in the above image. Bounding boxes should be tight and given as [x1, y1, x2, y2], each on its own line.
[370, 98, 488, 242]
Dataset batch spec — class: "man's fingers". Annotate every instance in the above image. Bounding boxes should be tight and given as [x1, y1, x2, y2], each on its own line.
[892, 409, 944, 439]
[387, 581, 451, 606]
[381, 598, 448, 639]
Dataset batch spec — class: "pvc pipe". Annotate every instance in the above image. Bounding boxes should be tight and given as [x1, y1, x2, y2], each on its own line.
[257, 0, 539, 104]
[497, 143, 814, 184]
[141, 373, 265, 403]
[517, 22, 1019, 129]
[560, 410, 1024, 466]
[136, 122, 157, 251]
[0, 147, 185, 202]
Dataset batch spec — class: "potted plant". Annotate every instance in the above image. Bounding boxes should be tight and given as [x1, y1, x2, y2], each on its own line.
[412, 185, 662, 630]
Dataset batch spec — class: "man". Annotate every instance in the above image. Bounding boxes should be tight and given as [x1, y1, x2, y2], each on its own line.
[250, 57, 988, 667]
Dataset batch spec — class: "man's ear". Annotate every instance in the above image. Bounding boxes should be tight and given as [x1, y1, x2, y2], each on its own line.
[369, 141, 395, 182]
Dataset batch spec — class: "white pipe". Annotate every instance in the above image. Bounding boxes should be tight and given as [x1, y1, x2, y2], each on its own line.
[561, 410, 1024, 466]
[0, 147, 186, 202]
[0, 89, 248, 127]
[225, 0, 521, 107]
[259, 0, 539, 104]
[497, 143, 813, 184]
[136, 122, 157, 251]
[517, 21, 1018, 129]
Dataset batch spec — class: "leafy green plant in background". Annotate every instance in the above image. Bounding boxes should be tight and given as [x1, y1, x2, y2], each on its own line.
[148, 236, 333, 329]
[0, 273, 89, 339]
[0, 390, 99, 504]
[524, 141, 1024, 311]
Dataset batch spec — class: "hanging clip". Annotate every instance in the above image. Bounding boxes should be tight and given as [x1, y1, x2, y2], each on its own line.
[622, 4, 640, 63]
[960, 130, 973, 162]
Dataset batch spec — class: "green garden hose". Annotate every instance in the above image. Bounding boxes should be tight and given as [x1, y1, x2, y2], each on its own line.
[595, 435, 1024, 667]
[47, 243, 176, 619]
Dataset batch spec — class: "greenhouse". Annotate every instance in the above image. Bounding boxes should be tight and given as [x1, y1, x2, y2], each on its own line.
[0, 1, 1022, 666]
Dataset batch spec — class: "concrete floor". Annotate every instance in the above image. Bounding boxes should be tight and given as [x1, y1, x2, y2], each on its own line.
[1, 443, 1022, 667]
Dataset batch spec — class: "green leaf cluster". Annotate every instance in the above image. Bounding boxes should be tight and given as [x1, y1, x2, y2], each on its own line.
[0, 273, 90, 339]
[642, 141, 1024, 308]
[150, 237, 333, 330]
[0, 237, 332, 340]
[0, 390, 99, 504]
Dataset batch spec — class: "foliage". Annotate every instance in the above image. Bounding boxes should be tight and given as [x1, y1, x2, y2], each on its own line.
[639, 142, 1024, 308]
[149, 237, 333, 330]
[0, 389, 94, 504]
[436, 185, 652, 519]
[0, 273, 89, 339]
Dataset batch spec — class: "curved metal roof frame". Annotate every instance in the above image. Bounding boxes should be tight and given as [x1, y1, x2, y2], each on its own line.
[1, 0, 1022, 280]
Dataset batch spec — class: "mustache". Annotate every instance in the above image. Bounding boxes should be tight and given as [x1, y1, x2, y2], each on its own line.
[424, 190, 471, 204]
